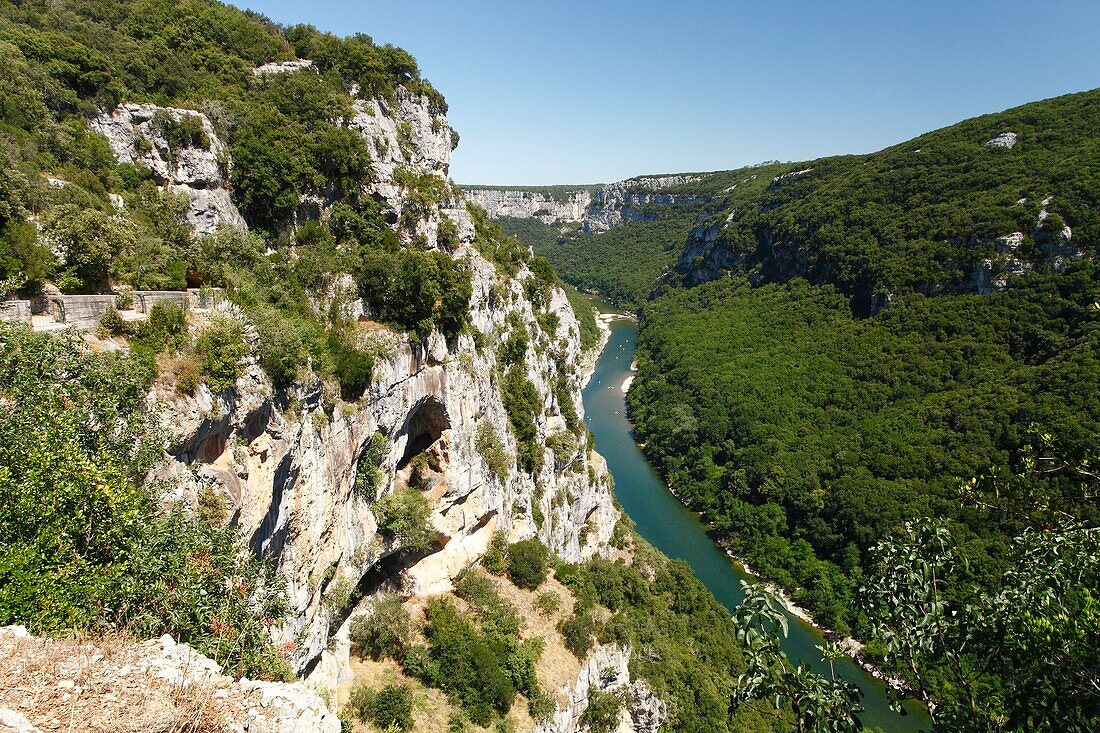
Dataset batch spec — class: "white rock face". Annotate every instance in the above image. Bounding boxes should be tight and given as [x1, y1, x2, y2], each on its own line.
[253, 59, 317, 75]
[90, 103, 246, 234]
[984, 131, 1019, 148]
[464, 173, 701, 234]
[537, 645, 666, 733]
[150, 82, 619, 691]
[463, 188, 593, 224]
[0, 626, 339, 733]
[346, 86, 464, 245]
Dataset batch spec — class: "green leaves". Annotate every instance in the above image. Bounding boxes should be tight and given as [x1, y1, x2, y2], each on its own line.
[863, 517, 1100, 731]
[0, 323, 290, 680]
[731, 582, 864, 733]
[374, 487, 434, 554]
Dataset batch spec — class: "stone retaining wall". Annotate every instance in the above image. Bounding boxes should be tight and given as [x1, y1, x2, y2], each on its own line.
[135, 290, 190, 313]
[0, 289, 224, 332]
[0, 300, 31, 323]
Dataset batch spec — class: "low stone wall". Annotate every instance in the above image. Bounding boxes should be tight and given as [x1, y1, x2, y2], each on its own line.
[3, 289, 225, 331]
[135, 290, 190, 314]
[47, 295, 117, 329]
[0, 300, 31, 323]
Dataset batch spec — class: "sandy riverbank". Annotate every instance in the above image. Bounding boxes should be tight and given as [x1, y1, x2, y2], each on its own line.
[580, 310, 633, 389]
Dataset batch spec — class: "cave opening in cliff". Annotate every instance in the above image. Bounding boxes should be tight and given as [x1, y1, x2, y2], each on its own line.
[396, 396, 450, 470]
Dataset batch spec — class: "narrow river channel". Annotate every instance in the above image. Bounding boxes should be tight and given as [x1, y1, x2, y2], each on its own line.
[581, 310, 931, 732]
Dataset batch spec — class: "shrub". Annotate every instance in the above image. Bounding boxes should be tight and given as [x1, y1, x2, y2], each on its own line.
[253, 309, 306, 390]
[357, 247, 472, 339]
[507, 538, 549, 590]
[454, 567, 497, 608]
[197, 486, 226, 524]
[546, 430, 579, 468]
[528, 690, 555, 723]
[327, 330, 374, 399]
[475, 423, 510, 480]
[535, 590, 561, 616]
[422, 598, 515, 726]
[483, 531, 509, 575]
[500, 326, 528, 365]
[374, 488, 434, 553]
[348, 595, 410, 661]
[353, 432, 388, 496]
[131, 302, 188, 353]
[195, 314, 248, 392]
[559, 609, 596, 658]
[174, 353, 202, 395]
[447, 710, 468, 733]
[581, 688, 624, 733]
[401, 643, 436, 682]
[501, 366, 543, 475]
[97, 306, 127, 337]
[348, 683, 413, 732]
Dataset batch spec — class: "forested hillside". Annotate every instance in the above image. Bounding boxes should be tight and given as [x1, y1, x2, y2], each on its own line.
[621, 91, 1100, 729]
[630, 270, 1098, 631]
[675, 91, 1100, 312]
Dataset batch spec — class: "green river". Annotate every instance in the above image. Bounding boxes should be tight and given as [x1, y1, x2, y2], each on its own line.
[581, 310, 931, 732]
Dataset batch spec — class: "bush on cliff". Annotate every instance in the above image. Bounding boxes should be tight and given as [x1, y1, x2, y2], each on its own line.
[0, 323, 291, 680]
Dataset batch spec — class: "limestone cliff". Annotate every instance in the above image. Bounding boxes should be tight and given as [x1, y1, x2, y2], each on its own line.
[121, 79, 621, 690]
[537, 644, 666, 733]
[464, 174, 701, 234]
[90, 103, 246, 234]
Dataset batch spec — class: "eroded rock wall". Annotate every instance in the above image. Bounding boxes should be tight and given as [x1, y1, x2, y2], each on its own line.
[537, 644, 666, 733]
[90, 103, 246, 234]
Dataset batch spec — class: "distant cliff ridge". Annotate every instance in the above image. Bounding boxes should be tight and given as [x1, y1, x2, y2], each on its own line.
[464, 174, 701, 233]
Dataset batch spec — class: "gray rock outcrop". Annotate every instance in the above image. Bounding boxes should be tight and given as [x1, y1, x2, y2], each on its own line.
[90, 103, 246, 234]
[0, 625, 339, 733]
[253, 59, 317, 75]
[984, 131, 1018, 148]
[537, 644, 667, 733]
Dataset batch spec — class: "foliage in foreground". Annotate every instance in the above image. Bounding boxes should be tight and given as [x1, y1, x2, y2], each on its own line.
[0, 324, 290, 679]
[731, 584, 862, 733]
[864, 517, 1100, 732]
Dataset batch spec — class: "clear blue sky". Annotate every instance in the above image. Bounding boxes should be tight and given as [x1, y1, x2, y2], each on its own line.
[236, 0, 1100, 185]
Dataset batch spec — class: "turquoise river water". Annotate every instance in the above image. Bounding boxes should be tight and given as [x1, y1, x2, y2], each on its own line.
[581, 310, 930, 732]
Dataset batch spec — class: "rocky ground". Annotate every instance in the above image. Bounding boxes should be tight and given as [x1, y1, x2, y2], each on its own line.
[0, 627, 339, 733]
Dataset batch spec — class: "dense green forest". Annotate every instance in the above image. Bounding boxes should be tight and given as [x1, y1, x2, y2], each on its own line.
[629, 270, 1098, 632]
[523, 212, 696, 309]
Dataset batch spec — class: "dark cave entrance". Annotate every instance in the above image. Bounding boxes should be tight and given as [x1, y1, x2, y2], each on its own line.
[396, 396, 450, 470]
